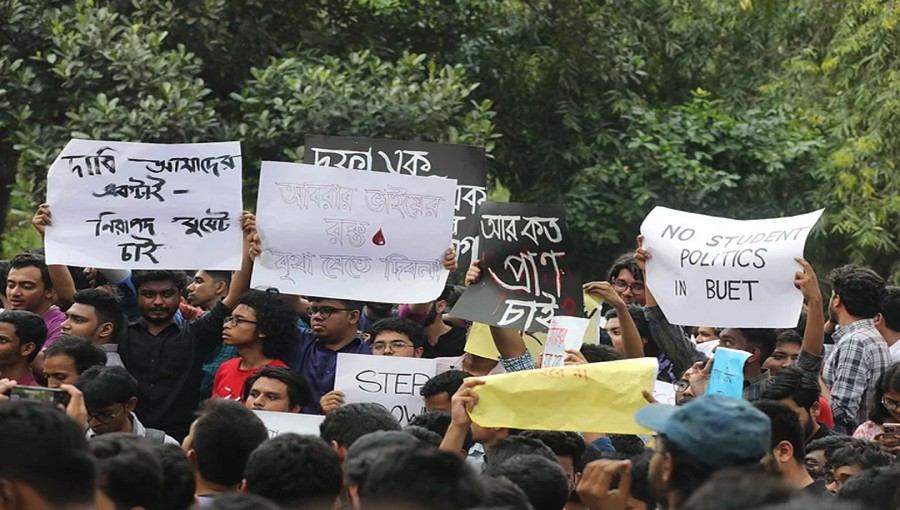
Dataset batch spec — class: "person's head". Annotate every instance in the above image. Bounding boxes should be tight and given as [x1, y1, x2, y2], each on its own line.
[694, 327, 720, 343]
[370, 317, 426, 358]
[319, 402, 401, 460]
[343, 431, 424, 495]
[680, 466, 795, 510]
[756, 498, 864, 510]
[409, 410, 475, 455]
[242, 366, 311, 413]
[604, 305, 650, 354]
[485, 454, 569, 510]
[753, 400, 807, 477]
[762, 330, 802, 376]
[486, 435, 558, 468]
[607, 252, 645, 305]
[804, 435, 854, 480]
[481, 475, 534, 510]
[718, 327, 777, 369]
[359, 445, 486, 510]
[187, 270, 231, 310]
[152, 443, 196, 510]
[869, 362, 900, 425]
[827, 264, 886, 322]
[420, 370, 471, 411]
[132, 270, 185, 325]
[875, 286, 900, 338]
[225, 289, 294, 361]
[636, 394, 772, 506]
[206, 492, 281, 510]
[579, 343, 624, 363]
[824, 441, 893, 493]
[403, 425, 443, 446]
[307, 297, 363, 343]
[62, 289, 124, 345]
[518, 431, 586, 493]
[181, 400, 269, 488]
[0, 310, 48, 369]
[243, 434, 342, 509]
[0, 400, 96, 510]
[760, 366, 821, 440]
[5, 253, 53, 314]
[0, 260, 9, 309]
[421, 285, 459, 328]
[42, 335, 107, 388]
[836, 465, 900, 510]
[90, 433, 163, 510]
[75, 365, 139, 435]
[364, 302, 395, 317]
[628, 448, 658, 510]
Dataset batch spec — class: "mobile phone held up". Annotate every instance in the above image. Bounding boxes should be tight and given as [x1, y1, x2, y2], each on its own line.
[6, 385, 71, 407]
[883, 423, 900, 435]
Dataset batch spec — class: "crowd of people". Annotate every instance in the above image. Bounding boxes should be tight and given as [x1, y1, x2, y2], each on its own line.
[0, 202, 899, 510]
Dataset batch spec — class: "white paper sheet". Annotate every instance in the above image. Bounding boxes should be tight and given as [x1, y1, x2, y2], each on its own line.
[253, 410, 324, 438]
[541, 316, 590, 368]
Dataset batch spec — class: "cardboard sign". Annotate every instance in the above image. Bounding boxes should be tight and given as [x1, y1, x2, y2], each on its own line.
[707, 347, 752, 399]
[253, 410, 325, 438]
[304, 135, 487, 271]
[334, 353, 437, 425]
[452, 202, 583, 333]
[541, 316, 590, 368]
[640, 207, 823, 327]
[251, 162, 456, 303]
[45, 139, 243, 269]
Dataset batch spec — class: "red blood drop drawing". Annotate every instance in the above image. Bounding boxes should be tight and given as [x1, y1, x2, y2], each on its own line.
[372, 229, 386, 246]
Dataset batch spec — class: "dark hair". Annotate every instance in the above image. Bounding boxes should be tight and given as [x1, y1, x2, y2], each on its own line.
[76, 365, 138, 409]
[206, 492, 282, 510]
[72, 288, 125, 340]
[43, 335, 107, 374]
[608, 434, 646, 456]
[881, 286, 900, 331]
[827, 264, 886, 319]
[307, 295, 364, 312]
[0, 400, 96, 505]
[131, 270, 185, 292]
[320, 402, 401, 448]
[774, 329, 802, 347]
[481, 475, 535, 510]
[658, 434, 718, 505]
[629, 449, 658, 509]
[0, 259, 9, 297]
[191, 400, 269, 486]
[0, 310, 48, 361]
[574, 443, 605, 474]
[836, 465, 900, 510]
[90, 433, 163, 510]
[761, 365, 820, 410]
[371, 316, 427, 349]
[204, 270, 233, 286]
[756, 497, 864, 510]
[732, 328, 778, 362]
[244, 433, 343, 508]
[753, 400, 806, 462]
[403, 425, 443, 446]
[409, 410, 474, 452]
[519, 431, 586, 461]
[607, 252, 643, 283]
[870, 362, 900, 424]
[485, 454, 569, 510]
[8, 252, 52, 289]
[237, 289, 296, 360]
[241, 366, 312, 410]
[151, 443, 196, 510]
[806, 435, 854, 454]
[420, 369, 471, 399]
[486, 435, 557, 468]
[360, 445, 486, 510]
[604, 305, 651, 340]
[825, 442, 893, 472]
[680, 466, 795, 510]
[580, 343, 624, 363]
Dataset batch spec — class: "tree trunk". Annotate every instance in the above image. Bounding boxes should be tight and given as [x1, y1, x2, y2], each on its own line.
[0, 141, 19, 250]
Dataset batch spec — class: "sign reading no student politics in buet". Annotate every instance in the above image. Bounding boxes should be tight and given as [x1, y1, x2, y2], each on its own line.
[44, 139, 244, 270]
[251, 162, 457, 304]
[640, 207, 824, 328]
[304, 135, 487, 271]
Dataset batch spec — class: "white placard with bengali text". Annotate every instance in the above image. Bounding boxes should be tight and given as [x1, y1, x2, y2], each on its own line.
[334, 353, 437, 426]
[251, 161, 456, 303]
[253, 410, 325, 438]
[542, 316, 590, 368]
[641, 207, 823, 328]
[45, 139, 243, 270]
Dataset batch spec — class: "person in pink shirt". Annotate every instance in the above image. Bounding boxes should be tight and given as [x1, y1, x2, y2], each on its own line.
[212, 289, 294, 401]
[5, 253, 66, 350]
[0, 310, 48, 386]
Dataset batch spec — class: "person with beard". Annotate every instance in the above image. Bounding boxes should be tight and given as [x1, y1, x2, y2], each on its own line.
[357, 301, 398, 335]
[402, 284, 468, 359]
[822, 264, 891, 435]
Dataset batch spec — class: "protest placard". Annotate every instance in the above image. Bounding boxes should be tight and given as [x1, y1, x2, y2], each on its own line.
[304, 135, 487, 271]
[541, 316, 590, 368]
[44, 139, 243, 269]
[707, 347, 752, 399]
[640, 207, 824, 328]
[253, 410, 324, 438]
[251, 161, 457, 303]
[451, 202, 583, 333]
[334, 353, 437, 425]
[469, 358, 658, 434]
[652, 380, 677, 406]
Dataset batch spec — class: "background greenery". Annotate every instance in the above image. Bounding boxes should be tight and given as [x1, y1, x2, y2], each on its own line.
[2, 0, 897, 282]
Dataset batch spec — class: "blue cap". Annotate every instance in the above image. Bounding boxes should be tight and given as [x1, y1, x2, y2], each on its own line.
[635, 394, 771, 469]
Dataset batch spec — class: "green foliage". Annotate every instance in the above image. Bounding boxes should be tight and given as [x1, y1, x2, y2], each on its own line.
[1, 174, 40, 258]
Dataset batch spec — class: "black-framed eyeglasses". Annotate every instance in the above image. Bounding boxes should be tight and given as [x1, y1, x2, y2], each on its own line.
[882, 396, 900, 412]
[372, 340, 415, 352]
[308, 306, 353, 319]
[224, 316, 257, 326]
[674, 378, 690, 393]
[613, 279, 645, 294]
[87, 404, 124, 424]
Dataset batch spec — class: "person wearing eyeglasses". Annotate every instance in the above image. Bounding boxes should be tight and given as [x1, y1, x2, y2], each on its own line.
[76, 364, 179, 445]
[211, 289, 295, 401]
[852, 362, 900, 455]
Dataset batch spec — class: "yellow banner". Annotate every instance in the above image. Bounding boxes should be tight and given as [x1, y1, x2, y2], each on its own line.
[469, 358, 657, 434]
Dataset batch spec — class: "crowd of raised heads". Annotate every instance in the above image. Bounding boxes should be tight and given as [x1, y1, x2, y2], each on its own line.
[0, 204, 899, 510]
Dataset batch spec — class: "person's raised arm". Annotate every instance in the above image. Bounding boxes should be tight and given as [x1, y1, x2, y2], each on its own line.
[794, 258, 825, 357]
[583, 281, 644, 359]
[405, 247, 458, 316]
[440, 378, 485, 455]
[222, 212, 256, 310]
[32, 203, 76, 309]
